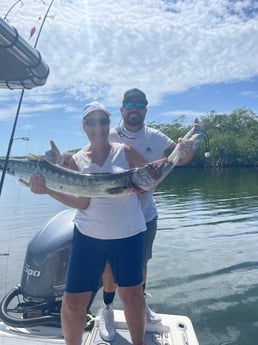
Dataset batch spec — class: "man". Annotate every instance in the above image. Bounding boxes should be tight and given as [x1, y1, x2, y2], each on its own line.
[99, 88, 196, 341]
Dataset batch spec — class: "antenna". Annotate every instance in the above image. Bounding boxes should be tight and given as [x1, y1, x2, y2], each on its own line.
[0, 0, 55, 196]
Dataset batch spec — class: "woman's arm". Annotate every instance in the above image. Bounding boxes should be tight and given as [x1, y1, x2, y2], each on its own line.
[29, 157, 90, 209]
[162, 141, 195, 166]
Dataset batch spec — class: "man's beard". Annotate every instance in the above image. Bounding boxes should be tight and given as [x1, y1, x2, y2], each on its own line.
[124, 112, 143, 127]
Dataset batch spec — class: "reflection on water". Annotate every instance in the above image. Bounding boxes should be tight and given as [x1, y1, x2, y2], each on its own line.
[151, 167, 258, 345]
[0, 168, 258, 345]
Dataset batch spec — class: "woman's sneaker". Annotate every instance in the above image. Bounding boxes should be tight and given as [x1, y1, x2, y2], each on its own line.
[145, 304, 162, 323]
[99, 303, 116, 341]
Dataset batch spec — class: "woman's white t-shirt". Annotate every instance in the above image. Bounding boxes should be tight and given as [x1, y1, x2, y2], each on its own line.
[73, 142, 146, 240]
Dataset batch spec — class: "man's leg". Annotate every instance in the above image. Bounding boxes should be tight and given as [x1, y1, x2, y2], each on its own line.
[99, 263, 117, 341]
[61, 291, 91, 345]
[102, 263, 117, 302]
[143, 217, 161, 323]
[118, 284, 146, 345]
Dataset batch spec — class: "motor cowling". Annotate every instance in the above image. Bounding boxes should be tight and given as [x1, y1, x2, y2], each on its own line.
[20, 209, 75, 302]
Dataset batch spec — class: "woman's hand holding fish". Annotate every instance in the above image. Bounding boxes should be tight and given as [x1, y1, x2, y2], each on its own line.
[29, 173, 90, 209]
[29, 174, 48, 194]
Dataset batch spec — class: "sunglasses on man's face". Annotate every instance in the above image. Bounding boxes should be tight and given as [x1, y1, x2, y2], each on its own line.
[123, 102, 146, 111]
[84, 118, 110, 126]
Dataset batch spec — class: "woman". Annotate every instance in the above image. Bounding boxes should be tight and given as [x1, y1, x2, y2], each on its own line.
[29, 101, 148, 345]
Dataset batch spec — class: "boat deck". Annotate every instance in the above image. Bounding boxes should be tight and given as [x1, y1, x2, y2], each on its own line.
[0, 310, 199, 345]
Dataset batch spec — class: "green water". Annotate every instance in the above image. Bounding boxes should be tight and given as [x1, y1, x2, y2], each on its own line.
[0, 167, 258, 344]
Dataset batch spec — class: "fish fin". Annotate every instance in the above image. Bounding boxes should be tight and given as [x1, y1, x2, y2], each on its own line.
[18, 179, 30, 186]
[107, 186, 140, 195]
[27, 153, 44, 160]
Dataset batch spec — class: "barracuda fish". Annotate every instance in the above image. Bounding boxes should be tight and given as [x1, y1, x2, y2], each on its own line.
[0, 122, 208, 197]
[0, 156, 165, 196]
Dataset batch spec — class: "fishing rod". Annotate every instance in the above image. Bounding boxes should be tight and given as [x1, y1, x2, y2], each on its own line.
[0, 0, 55, 196]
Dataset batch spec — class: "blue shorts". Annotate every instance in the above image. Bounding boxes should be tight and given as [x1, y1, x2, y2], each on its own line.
[65, 226, 144, 292]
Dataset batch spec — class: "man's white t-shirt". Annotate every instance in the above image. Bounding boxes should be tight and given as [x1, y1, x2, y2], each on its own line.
[109, 124, 174, 222]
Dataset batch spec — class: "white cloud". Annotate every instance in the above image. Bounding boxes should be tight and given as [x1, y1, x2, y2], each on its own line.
[1, 0, 258, 113]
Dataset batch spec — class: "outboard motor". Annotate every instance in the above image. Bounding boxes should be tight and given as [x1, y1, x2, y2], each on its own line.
[20, 209, 75, 302]
[0, 209, 75, 327]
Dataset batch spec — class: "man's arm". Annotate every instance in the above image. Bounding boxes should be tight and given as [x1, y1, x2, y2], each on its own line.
[163, 141, 195, 166]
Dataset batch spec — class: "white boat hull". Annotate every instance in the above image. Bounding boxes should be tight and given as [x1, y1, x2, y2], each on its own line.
[0, 309, 199, 345]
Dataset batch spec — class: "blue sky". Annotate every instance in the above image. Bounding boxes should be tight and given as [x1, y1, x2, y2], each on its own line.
[1, 0, 258, 156]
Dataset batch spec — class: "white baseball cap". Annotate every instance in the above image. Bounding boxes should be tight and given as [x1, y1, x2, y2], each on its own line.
[82, 101, 111, 119]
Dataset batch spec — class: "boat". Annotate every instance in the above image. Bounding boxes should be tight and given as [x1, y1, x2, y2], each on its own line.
[0, 312, 199, 345]
[0, 17, 49, 89]
[0, 209, 200, 345]
[0, 157, 203, 345]
[0, 15, 200, 345]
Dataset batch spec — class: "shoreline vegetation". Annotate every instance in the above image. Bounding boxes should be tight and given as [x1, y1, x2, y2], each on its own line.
[150, 107, 258, 168]
[7, 108, 258, 169]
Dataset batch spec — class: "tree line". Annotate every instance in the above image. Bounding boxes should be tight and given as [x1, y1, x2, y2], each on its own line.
[149, 108, 258, 168]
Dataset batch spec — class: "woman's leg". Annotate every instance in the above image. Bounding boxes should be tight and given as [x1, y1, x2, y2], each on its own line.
[61, 291, 91, 345]
[62, 227, 106, 344]
[118, 284, 146, 345]
[110, 232, 145, 345]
